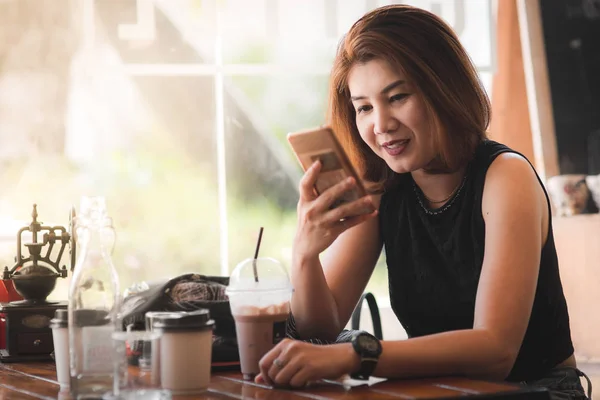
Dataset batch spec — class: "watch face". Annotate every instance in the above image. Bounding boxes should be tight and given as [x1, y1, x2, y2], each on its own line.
[357, 334, 381, 355]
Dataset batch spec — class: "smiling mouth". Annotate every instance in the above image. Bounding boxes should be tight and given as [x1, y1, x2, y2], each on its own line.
[382, 139, 408, 149]
[381, 139, 410, 156]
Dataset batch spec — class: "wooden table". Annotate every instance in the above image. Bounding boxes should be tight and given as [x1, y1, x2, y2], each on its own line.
[0, 362, 549, 399]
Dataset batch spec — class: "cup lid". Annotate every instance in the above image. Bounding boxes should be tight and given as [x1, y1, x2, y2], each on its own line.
[49, 309, 68, 328]
[151, 309, 215, 331]
[226, 257, 291, 293]
[145, 311, 181, 322]
[71, 309, 110, 326]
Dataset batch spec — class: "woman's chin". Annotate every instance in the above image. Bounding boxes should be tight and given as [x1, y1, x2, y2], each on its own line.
[385, 156, 435, 175]
[387, 161, 414, 175]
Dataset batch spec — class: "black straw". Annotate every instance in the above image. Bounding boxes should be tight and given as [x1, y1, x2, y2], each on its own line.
[252, 227, 264, 283]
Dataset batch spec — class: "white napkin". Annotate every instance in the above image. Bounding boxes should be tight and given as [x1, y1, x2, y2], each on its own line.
[323, 375, 387, 388]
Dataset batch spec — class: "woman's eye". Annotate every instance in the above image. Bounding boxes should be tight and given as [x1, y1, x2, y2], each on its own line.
[390, 94, 409, 102]
[356, 105, 372, 114]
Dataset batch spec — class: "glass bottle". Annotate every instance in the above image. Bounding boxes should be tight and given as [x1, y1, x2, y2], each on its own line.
[69, 197, 120, 399]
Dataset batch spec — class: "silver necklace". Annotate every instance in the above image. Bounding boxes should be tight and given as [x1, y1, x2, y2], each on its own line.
[413, 174, 467, 216]
[421, 179, 462, 204]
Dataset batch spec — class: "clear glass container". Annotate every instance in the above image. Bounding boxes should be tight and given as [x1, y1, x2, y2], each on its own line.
[69, 197, 120, 399]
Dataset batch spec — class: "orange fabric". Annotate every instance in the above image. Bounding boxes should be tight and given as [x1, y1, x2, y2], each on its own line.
[489, 0, 535, 165]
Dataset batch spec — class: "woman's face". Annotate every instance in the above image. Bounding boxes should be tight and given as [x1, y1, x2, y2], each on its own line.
[347, 59, 437, 174]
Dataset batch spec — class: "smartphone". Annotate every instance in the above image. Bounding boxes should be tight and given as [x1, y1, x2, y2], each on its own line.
[287, 126, 367, 209]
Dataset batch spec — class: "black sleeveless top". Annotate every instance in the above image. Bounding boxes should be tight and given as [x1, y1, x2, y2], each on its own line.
[379, 140, 574, 382]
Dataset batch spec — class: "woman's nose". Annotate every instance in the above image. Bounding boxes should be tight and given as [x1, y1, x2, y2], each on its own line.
[373, 107, 396, 135]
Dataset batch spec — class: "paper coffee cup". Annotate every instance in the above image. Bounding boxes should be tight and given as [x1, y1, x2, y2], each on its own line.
[49, 309, 69, 388]
[152, 309, 215, 394]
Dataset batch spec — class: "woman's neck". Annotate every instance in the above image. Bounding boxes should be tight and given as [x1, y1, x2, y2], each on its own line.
[411, 167, 466, 205]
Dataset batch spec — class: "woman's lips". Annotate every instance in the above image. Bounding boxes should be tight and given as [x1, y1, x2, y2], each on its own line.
[381, 139, 409, 156]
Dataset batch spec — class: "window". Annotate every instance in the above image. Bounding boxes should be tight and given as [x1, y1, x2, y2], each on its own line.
[0, 0, 495, 302]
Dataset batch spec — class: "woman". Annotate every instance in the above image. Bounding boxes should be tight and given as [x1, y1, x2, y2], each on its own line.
[257, 5, 590, 399]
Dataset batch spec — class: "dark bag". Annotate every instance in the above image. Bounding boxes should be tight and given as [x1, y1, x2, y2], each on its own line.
[286, 291, 384, 344]
[120, 274, 239, 366]
[351, 292, 383, 340]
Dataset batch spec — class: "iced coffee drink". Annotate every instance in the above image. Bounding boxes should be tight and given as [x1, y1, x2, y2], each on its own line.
[226, 258, 293, 380]
[232, 302, 290, 380]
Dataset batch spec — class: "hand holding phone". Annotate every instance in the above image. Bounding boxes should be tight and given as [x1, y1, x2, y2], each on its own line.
[287, 126, 368, 209]
[287, 126, 377, 259]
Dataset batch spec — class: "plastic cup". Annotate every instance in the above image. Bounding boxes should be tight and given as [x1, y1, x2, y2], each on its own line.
[226, 257, 292, 380]
[109, 331, 170, 400]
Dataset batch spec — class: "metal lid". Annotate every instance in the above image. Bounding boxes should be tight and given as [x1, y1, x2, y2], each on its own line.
[71, 309, 110, 326]
[145, 311, 181, 330]
[49, 309, 68, 329]
[151, 309, 215, 332]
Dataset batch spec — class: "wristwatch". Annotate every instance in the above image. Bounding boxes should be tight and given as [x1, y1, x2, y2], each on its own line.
[350, 331, 382, 380]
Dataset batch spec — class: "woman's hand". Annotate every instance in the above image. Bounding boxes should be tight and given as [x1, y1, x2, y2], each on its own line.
[294, 161, 377, 260]
[255, 339, 360, 388]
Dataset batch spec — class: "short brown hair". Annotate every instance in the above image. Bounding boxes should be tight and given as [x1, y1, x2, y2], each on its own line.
[327, 4, 491, 192]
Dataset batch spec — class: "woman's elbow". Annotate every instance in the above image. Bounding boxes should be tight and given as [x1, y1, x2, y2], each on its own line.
[484, 355, 516, 381]
[473, 347, 518, 381]
[307, 321, 342, 342]
[294, 317, 341, 342]
[465, 332, 519, 381]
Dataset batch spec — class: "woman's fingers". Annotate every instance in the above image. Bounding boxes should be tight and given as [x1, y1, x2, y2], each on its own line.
[266, 355, 286, 383]
[255, 374, 267, 384]
[298, 161, 322, 201]
[270, 358, 302, 387]
[298, 159, 374, 221]
[325, 195, 377, 222]
[337, 209, 378, 233]
[257, 341, 286, 386]
[300, 195, 376, 240]
[288, 367, 314, 388]
[298, 162, 365, 213]
[260, 340, 310, 388]
[311, 176, 359, 212]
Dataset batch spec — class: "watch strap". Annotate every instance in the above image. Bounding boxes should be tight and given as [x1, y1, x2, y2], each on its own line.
[350, 331, 381, 380]
[350, 358, 378, 380]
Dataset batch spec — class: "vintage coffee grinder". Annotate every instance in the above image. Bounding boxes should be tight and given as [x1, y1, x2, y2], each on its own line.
[0, 204, 76, 362]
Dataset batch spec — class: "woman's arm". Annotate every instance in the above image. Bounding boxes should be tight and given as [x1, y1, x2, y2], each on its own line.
[290, 161, 382, 341]
[292, 211, 382, 340]
[372, 153, 546, 380]
[258, 153, 548, 387]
